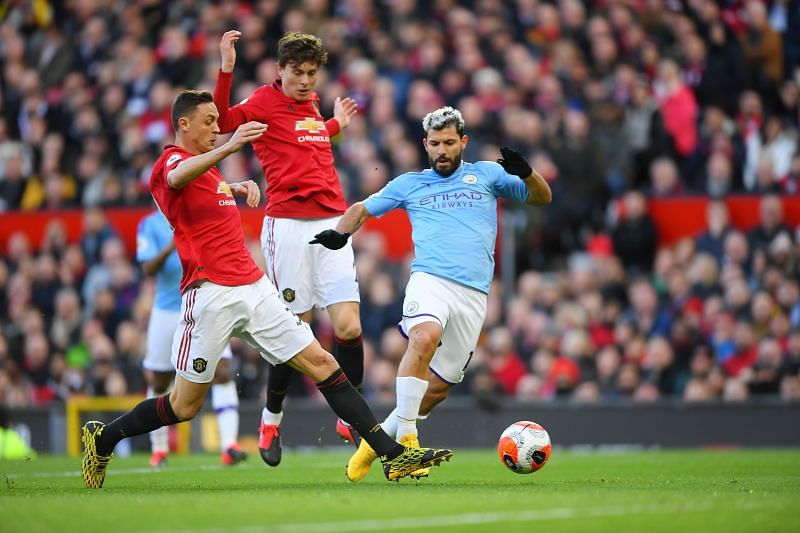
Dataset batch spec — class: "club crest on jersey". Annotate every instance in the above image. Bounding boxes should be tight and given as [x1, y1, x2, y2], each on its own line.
[193, 358, 207, 373]
[463, 174, 478, 184]
[295, 117, 326, 134]
[283, 288, 296, 302]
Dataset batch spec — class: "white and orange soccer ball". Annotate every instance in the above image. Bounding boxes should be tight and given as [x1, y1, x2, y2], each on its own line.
[497, 421, 552, 474]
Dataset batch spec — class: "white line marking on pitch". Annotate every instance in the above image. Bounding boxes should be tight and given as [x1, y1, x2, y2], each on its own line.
[3, 461, 346, 479]
[158, 503, 713, 533]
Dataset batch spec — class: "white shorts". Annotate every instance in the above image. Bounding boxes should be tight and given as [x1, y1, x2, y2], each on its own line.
[398, 272, 487, 385]
[171, 276, 314, 383]
[261, 215, 360, 314]
[144, 306, 232, 372]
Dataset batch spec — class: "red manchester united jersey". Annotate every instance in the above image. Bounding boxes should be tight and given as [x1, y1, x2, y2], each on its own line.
[150, 144, 263, 293]
[214, 71, 347, 218]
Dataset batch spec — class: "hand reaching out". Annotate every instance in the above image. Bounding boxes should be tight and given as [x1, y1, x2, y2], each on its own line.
[226, 122, 267, 153]
[219, 30, 241, 73]
[309, 229, 350, 250]
[333, 97, 358, 130]
[231, 180, 261, 208]
[497, 147, 532, 179]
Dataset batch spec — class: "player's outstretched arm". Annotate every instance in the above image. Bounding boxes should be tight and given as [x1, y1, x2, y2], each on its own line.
[497, 147, 552, 206]
[167, 122, 267, 189]
[309, 202, 372, 250]
[214, 30, 247, 133]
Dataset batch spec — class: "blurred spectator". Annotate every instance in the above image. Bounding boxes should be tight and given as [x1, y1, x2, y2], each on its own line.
[748, 337, 785, 395]
[485, 327, 528, 396]
[739, 0, 784, 86]
[722, 320, 759, 377]
[649, 157, 685, 197]
[748, 195, 795, 255]
[80, 208, 118, 267]
[695, 200, 733, 264]
[610, 190, 657, 274]
[654, 58, 698, 159]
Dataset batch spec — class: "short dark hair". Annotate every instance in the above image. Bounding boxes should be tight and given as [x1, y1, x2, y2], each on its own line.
[171, 90, 213, 131]
[277, 32, 328, 67]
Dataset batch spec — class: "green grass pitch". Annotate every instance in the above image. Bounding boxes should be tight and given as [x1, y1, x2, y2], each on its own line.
[2, 449, 798, 532]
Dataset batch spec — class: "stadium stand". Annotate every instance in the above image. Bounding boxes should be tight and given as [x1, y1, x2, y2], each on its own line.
[0, 0, 798, 414]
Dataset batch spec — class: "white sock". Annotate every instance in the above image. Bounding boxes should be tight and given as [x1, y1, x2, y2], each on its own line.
[148, 386, 169, 454]
[262, 407, 283, 426]
[211, 381, 239, 451]
[394, 376, 428, 439]
[380, 407, 399, 438]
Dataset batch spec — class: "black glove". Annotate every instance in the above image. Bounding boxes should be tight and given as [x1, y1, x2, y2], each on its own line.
[497, 147, 532, 179]
[309, 229, 351, 250]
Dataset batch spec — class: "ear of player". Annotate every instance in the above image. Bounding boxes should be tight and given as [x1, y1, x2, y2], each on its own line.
[497, 146, 532, 179]
[309, 230, 351, 250]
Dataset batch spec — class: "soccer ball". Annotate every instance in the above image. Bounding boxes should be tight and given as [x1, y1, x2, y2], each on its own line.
[497, 421, 552, 474]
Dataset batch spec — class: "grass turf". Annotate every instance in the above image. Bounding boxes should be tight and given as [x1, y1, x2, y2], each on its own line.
[1, 449, 798, 532]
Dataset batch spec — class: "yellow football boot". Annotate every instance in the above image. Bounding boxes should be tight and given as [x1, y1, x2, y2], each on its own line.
[345, 438, 378, 482]
[381, 446, 453, 482]
[81, 421, 112, 489]
[399, 433, 430, 478]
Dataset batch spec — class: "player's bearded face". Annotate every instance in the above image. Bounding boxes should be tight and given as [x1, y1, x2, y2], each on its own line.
[278, 61, 319, 102]
[424, 126, 468, 177]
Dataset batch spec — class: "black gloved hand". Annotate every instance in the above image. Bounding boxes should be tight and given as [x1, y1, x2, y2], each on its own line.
[309, 229, 351, 250]
[497, 146, 532, 179]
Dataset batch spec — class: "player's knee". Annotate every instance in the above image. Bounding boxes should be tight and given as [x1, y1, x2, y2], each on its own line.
[316, 351, 340, 375]
[409, 327, 441, 356]
[301, 344, 339, 376]
[333, 323, 362, 341]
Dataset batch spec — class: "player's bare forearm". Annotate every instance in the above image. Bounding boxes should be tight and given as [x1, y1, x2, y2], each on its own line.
[141, 241, 176, 276]
[168, 123, 266, 189]
[523, 169, 552, 206]
[167, 145, 237, 189]
[336, 202, 372, 235]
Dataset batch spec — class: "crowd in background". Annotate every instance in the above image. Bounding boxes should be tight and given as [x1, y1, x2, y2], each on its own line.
[0, 0, 799, 410]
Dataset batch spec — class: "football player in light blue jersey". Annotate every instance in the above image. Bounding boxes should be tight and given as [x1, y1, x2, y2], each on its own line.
[312, 106, 551, 481]
[137, 209, 247, 467]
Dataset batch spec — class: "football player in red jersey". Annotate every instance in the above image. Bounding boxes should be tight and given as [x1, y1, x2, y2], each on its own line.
[79, 90, 453, 489]
[214, 30, 363, 466]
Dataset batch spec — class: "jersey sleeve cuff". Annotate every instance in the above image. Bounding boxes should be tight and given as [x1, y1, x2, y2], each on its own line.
[325, 118, 341, 137]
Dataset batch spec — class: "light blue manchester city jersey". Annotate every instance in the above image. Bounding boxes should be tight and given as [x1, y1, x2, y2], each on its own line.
[137, 210, 182, 311]
[363, 161, 529, 294]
